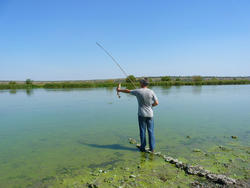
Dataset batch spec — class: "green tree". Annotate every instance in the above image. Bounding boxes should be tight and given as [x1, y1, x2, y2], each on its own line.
[161, 76, 171, 81]
[26, 79, 33, 85]
[125, 75, 136, 83]
[211, 77, 218, 81]
[105, 79, 115, 84]
[9, 81, 16, 85]
[175, 78, 181, 81]
[192, 76, 203, 83]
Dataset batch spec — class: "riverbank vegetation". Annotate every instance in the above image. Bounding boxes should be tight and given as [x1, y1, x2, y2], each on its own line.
[0, 76, 250, 90]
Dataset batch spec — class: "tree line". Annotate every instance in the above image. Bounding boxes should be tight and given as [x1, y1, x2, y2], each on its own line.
[0, 76, 250, 90]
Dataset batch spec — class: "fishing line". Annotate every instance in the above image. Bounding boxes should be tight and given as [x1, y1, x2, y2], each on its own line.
[96, 42, 137, 89]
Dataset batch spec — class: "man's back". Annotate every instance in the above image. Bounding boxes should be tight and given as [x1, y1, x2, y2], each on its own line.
[130, 88, 158, 117]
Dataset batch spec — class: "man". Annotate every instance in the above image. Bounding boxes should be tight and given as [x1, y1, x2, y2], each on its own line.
[117, 78, 159, 152]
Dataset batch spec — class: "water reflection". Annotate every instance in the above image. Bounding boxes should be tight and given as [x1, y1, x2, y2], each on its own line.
[26, 89, 34, 96]
[105, 87, 115, 96]
[9, 89, 17, 94]
[7, 89, 34, 96]
[160, 86, 171, 95]
[192, 86, 202, 94]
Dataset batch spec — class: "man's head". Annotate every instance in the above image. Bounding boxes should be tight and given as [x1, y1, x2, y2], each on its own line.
[140, 78, 149, 88]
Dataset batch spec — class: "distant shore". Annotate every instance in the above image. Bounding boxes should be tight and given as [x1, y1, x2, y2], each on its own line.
[1, 76, 250, 90]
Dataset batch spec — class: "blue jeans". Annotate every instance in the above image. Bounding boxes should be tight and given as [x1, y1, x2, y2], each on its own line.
[138, 116, 155, 151]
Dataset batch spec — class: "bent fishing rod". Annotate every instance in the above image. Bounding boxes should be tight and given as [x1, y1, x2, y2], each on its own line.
[96, 42, 137, 98]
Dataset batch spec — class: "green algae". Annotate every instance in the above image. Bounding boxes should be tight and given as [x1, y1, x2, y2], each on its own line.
[32, 153, 199, 188]
[26, 142, 250, 188]
[0, 86, 249, 187]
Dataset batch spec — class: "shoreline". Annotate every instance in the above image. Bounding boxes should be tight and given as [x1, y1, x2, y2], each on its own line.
[1, 80, 250, 90]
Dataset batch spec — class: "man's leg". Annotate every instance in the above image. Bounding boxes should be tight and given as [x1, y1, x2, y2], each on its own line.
[138, 116, 146, 151]
[147, 117, 155, 152]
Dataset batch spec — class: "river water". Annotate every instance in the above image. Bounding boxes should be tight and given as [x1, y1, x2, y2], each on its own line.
[0, 85, 249, 187]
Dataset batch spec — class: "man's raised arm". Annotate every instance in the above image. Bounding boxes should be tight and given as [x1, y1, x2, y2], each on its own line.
[116, 85, 131, 93]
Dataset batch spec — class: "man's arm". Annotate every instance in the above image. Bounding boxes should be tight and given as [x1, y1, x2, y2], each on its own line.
[117, 88, 131, 93]
[116, 84, 131, 93]
[152, 100, 159, 107]
[152, 91, 159, 107]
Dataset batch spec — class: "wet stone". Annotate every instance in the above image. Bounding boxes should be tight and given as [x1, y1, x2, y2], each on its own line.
[192, 149, 201, 152]
[129, 175, 136, 178]
[128, 138, 137, 144]
[87, 183, 99, 188]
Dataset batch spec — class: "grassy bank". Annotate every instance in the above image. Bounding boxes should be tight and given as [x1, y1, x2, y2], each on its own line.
[0, 79, 250, 90]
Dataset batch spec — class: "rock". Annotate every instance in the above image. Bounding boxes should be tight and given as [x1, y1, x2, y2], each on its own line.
[171, 158, 179, 164]
[191, 181, 202, 187]
[175, 161, 184, 168]
[124, 167, 129, 171]
[206, 173, 236, 185]
[192, 149, 201, 152]
[87, 183, 99, 188]
[164, 156, 174, 162]
[128, 138, 137, 144]
[219, 145, 228, 151]
[231, 136, 238, 139]
[204, 153, 209, 157]
[104, 177, 113, 183]
[98, 170, 103, 173]
[186, 136, 191, 139]
[129, 175, 136, 178]
[185, 165, 205, 175]
[154, 152, 162, 156]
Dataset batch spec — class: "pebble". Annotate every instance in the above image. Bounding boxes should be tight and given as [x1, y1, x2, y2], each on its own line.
[128, 138, 137, 144]
[193, 149, 201, 152]
[219, 145, 228, 151]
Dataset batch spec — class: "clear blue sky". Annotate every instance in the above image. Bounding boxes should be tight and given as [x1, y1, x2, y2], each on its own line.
[1, 0, 250, 81]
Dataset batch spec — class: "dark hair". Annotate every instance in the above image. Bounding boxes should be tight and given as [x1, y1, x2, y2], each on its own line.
[140, 78, 149, 86]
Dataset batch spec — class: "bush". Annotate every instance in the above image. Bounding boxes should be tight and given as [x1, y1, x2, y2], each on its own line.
[192, 76, 203, 83]
[9, 81, 16, 84]
[125, 75, 136, 83]
[161, 76, 171, 81]
[26, 79, 33, 85]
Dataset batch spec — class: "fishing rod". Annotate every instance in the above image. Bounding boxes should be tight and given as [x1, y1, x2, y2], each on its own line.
[96, 42, 137, 97]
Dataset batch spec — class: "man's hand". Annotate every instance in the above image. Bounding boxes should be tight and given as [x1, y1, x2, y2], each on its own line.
[152, 100, 159, 107]
[116, 83, 121, 92]
[117, 84, 131, 93]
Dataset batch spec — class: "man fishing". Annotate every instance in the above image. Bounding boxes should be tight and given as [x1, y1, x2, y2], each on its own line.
[117, 78, 159, 152]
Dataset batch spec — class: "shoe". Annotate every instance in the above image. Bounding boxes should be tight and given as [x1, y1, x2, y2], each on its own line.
[140, 148, 146, 152]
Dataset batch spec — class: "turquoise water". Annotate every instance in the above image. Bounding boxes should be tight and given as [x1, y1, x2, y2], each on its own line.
[0, 85, 249, 187]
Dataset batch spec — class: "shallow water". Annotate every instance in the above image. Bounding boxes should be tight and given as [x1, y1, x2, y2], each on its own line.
[0, 85, 249, 187]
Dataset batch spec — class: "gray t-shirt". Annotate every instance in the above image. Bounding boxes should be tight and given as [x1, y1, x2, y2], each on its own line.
[130, 88, 158, 117]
